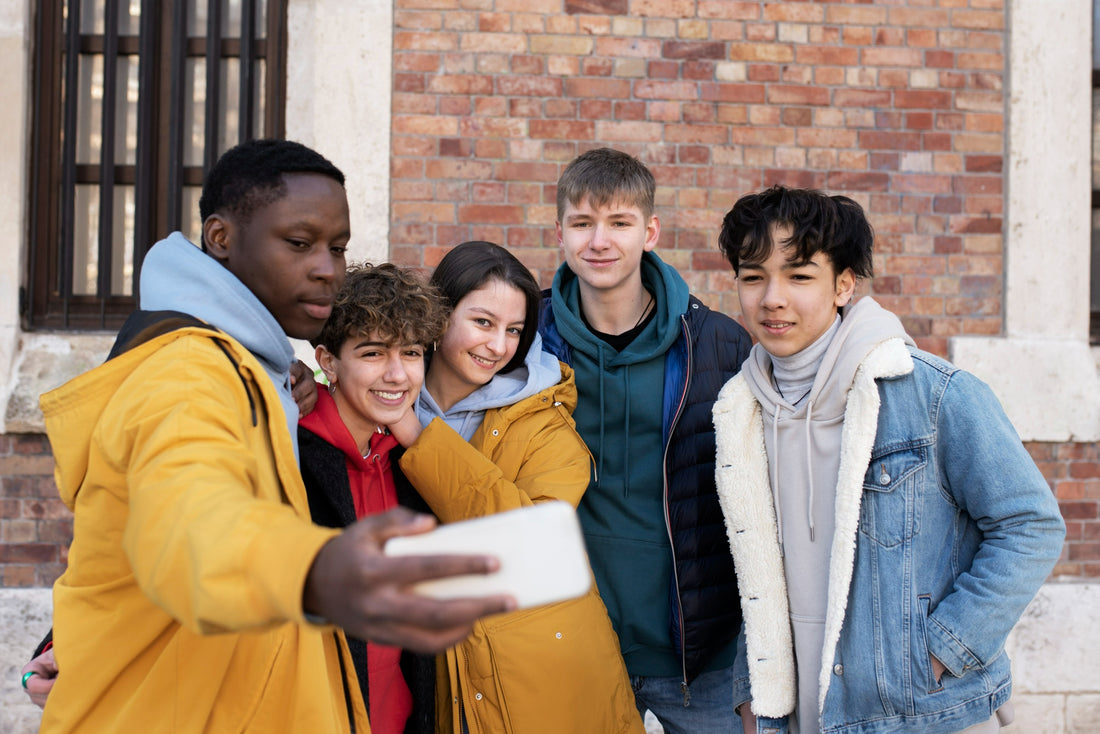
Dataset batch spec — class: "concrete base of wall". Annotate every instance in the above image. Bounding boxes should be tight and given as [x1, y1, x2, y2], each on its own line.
[1, 588, 51, 733]
[2, 584, 1096, 733]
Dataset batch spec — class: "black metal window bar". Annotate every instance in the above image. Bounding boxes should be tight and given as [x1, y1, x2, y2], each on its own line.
[26, 0, 286, 330]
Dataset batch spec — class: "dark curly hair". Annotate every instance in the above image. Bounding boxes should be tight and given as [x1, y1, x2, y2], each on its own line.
[312, 263, 449, 354]
[718, 184, 874, 279]
[199, 139, 345, 247]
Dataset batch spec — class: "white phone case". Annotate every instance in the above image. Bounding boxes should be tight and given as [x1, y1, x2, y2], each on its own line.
[383, 501, 591, 609]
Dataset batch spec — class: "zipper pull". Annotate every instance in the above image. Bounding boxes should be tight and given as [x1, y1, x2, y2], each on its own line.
[681, 679, 691, 707]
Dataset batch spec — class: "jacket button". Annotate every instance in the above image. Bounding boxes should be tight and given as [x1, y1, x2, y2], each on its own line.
[555, 632, 562, 639]
[553, 401, 562, 406]
[834, 664, 844, 676]
[453, 697, 458, 704]
[475, 692, 483, 701]
[492, 429, 499, 436]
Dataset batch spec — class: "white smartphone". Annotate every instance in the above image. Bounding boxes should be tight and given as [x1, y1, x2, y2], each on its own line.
[383, 501, 591, 610]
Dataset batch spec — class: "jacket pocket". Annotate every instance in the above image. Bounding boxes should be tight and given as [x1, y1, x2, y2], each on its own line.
[917, 595, 944, 695]
[859, 446, 925, 547]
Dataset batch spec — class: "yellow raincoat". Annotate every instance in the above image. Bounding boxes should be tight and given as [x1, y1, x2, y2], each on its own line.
[38, 327, 369, 733]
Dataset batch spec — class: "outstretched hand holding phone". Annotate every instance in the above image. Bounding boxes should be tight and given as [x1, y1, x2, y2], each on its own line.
[303, 506, 515, 653]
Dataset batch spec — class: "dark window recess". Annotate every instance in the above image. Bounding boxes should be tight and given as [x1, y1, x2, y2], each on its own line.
[26, 0, 287, 330]
[1091, 9, 1100, 344]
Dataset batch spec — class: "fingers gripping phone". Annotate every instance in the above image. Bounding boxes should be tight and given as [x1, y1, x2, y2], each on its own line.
[383, 501, 592, 610]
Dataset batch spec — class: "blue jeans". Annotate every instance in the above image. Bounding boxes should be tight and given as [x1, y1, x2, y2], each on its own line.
[632, 664, 740, 734]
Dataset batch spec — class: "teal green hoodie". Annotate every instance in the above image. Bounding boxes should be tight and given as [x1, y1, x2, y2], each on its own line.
[550, 252, 689, 677]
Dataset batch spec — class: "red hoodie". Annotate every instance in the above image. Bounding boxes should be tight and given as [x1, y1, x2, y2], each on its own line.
[299, 387, 412, 734]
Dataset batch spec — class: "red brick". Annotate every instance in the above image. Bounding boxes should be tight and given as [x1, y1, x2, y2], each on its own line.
[860, 131, 922, 151]
[1070, 463, 1100, 480]
[581, 57, 614, 76]
[827, 171, 890, 191]
[511, 55, 545, 75]
[1068, 542, 1100, 561]
[647, 60, 679, 80]
[700, 83, 766, 104]
[953, 10, 1005, 31]
[698, 0, 758, 20]
[564, 78, 631, 99]
[497, 76, 562, 97]
[545, 98, 578, 118]
[592, 120, 660, 142]
[862, 47, 922, 67]
[684, 61, 716, 81]
[529, 120, 595, 140]
[767, 85, 830, 106]
[729, 43, 794, 63]
[635, 80, 700, 101]
[889, 8, 951, 27]
[894, 90, 953, 110]
[0, 543, 57, 563]
[834, 89, 892, 108]
[965, 155, 1003, 173]
[458, 205, 524, 225]
[615, 101, 648, 121]
[394, 31, 458, 52]
[632, 0, 696, 18]
[580, 99, 614, 119]
[495, 161, 559, 182]
[594, 37, 662, 58]
[566, 0, 627, 13]
[663, 41, 725, 60]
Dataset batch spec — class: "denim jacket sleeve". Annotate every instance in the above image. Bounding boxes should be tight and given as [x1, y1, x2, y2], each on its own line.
[922, 369, 1065, 676]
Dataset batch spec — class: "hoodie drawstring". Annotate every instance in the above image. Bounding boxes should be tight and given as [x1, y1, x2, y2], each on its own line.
[770, 402, 783, 556]
[805, 400, 815, 543]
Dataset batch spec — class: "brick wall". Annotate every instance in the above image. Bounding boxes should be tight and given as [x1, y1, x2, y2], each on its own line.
[1029, 442, 1100, 579]
[0, 435, 68, 588]
[390, 0, 1005, 357]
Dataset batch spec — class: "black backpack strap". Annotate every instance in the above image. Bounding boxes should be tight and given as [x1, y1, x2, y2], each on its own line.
[107, 310, 218, 361]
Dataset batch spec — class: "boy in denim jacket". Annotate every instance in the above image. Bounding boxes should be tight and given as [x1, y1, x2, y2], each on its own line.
[713, 186, 1065, 734]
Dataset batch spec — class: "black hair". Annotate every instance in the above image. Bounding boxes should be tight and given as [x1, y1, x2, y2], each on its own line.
[718, 185, 874, 279]
[430, 241, 541, 375]
[556, 147, 656, 221]
[198, 138, 345, 246]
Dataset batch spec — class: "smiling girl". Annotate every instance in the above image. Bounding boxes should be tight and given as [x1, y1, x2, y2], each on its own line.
[391, 241, 644, 734]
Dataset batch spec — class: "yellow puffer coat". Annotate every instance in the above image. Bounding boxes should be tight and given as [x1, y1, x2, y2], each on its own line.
[399, 364, 644, 734]
[38, 327, 369, 733]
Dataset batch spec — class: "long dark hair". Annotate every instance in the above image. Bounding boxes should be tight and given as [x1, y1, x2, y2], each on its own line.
[430, 241, 541, 375]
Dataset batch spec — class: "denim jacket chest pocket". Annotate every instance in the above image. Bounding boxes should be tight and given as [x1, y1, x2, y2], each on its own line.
[860, 445, 927, 547]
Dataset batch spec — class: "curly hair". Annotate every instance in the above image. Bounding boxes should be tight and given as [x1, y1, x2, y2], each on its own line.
[312, 263, 449, 353]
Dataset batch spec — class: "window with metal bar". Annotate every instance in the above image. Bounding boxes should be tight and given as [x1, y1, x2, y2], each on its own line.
[26, 0, 287, 330]
[1093, 1, 1100, 343]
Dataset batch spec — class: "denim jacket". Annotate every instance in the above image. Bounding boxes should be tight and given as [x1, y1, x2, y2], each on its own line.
[713, 338, 1065, 734]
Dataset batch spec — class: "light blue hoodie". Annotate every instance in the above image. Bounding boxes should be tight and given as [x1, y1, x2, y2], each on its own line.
[139, 232, 301, 460]
[415, 332, 562, 440]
